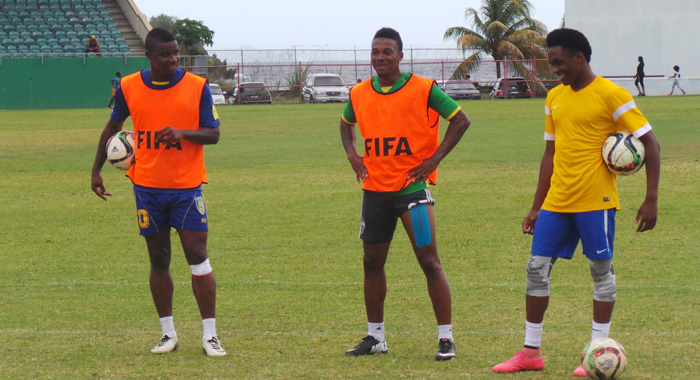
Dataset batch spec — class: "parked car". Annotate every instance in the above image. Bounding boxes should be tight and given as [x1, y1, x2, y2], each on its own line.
[209, 83, 226, 105]
[230, 82, 272, 104]
[489, 77, 532, 99]
[303, 74, 349, 103]
[442, 79, 481, 100]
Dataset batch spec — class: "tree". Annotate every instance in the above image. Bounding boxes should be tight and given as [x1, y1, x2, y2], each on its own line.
[149, 14, 176, 32]
[171, 18, 215, 55]
[443, 0, 549, 81]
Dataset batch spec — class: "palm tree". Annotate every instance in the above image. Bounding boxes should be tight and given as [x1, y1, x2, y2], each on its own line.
[444, 0, 549, 81]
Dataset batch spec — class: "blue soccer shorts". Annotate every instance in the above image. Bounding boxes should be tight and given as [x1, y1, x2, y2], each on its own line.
[531, 209, 616, 260]
[133, 186, 209, 237]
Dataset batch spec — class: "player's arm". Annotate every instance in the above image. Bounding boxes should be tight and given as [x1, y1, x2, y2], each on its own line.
[156, 83, 221, 146]
[635, 131, 660, 232]
[91, 118, 125, 201]
[340, 118, 367, 184]
[406, 110, 470, 183]
[523, 140, 555, 235]
[407, 83, 470, 183]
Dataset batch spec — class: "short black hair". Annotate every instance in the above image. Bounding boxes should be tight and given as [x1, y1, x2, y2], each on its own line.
[145, 27, 176, 51]
[373, 27, 403, 52]
[116, 72, 121, 77]
[546, 28, 592, 62]
[673, 65, 680, 72]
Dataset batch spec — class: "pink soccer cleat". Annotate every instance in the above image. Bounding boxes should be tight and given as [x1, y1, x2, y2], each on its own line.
[492, 349, 545, 373]
[573, 364, 588, 377]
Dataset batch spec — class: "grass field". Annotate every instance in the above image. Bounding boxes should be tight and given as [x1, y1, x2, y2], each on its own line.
[1, 96, 698, 379]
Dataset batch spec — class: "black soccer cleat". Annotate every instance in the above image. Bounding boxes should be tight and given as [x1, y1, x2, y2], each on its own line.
[435, 338, 456, 361]
[345, 335, 388, 356]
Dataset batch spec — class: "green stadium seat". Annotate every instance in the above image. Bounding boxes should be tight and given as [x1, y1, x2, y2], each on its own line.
[36, 37, 47, 44]
[2, 38, 15, 47]
[0, 46, 6, 54]
[119, 45, 130, 53]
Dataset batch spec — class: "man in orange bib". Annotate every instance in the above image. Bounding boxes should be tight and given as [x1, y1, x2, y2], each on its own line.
[91, 28, 226, 357]
[340, 27, 471, 360]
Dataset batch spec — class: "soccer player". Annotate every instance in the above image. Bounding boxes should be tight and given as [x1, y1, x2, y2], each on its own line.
[339, 27, 470, 361]
[491, 28, 660, 376]
[90, 28, 226, 357]
[107, 72, 121, 109]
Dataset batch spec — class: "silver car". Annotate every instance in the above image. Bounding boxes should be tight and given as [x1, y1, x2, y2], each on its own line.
[303, 74, 349, 103]
[442, 80, 481, 100]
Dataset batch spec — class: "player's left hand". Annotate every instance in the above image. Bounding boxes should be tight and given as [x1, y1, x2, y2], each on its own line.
[156, 126, 184, 144]
[407, 157, 439, 184]
[635, 199, 658, 232]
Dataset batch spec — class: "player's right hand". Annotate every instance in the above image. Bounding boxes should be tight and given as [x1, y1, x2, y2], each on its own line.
[347, 153, 367, 183]
[91, 174, 112, 201]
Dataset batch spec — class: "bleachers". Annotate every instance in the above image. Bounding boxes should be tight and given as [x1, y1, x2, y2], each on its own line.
[0, 0, 131, 56]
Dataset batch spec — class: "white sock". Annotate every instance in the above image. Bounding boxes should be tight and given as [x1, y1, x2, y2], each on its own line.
[202, 318, 217, 341]
[591, 321, 610, 341]
[367, 322, 385, 342]
[524, 321, 543, 348]
[159, 316, 176, 338]
[438, 324, 453, 341]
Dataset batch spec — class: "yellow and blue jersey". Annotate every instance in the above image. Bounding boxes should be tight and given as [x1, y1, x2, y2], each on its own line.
[543, 76, 651, 213]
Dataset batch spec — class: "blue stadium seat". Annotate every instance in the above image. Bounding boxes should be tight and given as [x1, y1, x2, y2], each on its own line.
[2, 38, 15, 47]
[0, 46, 6, 54]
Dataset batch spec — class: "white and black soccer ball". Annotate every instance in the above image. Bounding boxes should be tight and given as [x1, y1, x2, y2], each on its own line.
[601, 131, 645, 176]
[105, 130, 135, 171]
[581, 337, 628, 380]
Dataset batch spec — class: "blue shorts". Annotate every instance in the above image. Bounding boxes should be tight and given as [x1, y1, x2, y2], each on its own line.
[134, 186, 208, 237]
[531, 209, 615, 260]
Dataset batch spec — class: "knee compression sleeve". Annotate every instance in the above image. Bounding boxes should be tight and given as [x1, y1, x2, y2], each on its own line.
[190, 258, 213, 276]
[526, 255, 555, 297]
[589, 259, 616, 302]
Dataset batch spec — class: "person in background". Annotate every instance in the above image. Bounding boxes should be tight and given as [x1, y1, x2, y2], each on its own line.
[108, 72, 121, 109]
[668, 65, 686, 95]
[634, 56, 645, 96]
[86, 35, 102, 56]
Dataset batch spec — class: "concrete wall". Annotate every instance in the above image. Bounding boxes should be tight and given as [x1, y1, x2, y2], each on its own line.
[565, 0, 700, 95]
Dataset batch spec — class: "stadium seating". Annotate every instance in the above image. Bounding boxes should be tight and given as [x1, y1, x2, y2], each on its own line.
[0, 0, 139, 56]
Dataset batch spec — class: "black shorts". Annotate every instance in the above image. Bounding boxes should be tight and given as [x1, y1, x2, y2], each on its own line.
[635, 76, 644, 86]
[359, 188, 435, 243]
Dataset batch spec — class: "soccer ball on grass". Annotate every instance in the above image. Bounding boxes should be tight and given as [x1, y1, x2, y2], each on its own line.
[601, 131, 645, 175]
[105, 130, 135, 170]
[581, 337, 627, 379]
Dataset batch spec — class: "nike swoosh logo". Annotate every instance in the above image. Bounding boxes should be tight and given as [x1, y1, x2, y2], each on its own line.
[552, 105, 560, 110]
[596, 249, 607, 254]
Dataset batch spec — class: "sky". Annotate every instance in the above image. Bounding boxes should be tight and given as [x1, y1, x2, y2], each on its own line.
[135, 0, 565, 51]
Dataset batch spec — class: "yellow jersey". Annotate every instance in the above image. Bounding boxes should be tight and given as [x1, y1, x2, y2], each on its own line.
[543, 76, 651, 212]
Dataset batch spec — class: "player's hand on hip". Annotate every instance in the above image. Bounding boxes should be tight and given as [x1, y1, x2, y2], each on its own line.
[407, 157, 438, 184]
[347, 153, 367, 183]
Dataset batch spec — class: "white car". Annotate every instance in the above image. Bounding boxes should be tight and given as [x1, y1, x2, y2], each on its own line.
[302, 74, 349, 103]
[209, 83, 226, 105]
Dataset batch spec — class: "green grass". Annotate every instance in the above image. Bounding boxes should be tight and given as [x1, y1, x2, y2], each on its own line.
[0, 96, 698, 379]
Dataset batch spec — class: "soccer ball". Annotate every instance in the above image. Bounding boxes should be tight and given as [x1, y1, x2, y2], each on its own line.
[105, 130, 135, 170]
[581, 338, 627, 380]
[601, 131, 645, 175]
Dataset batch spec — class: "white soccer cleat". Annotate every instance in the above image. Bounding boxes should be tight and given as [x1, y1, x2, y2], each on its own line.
[202, 336, 227, 357]
[151, 335, 178, 354]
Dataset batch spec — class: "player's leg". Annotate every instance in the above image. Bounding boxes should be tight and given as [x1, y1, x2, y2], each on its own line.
[493, 210, 578, 373]
[172, 189, 226, 356]
[573, 209, 617, 376]
[398, 190, 454, 360]
[346, 191, 394, 356]
[135, 188, 179, 353]
[144, 229, 179, 353]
